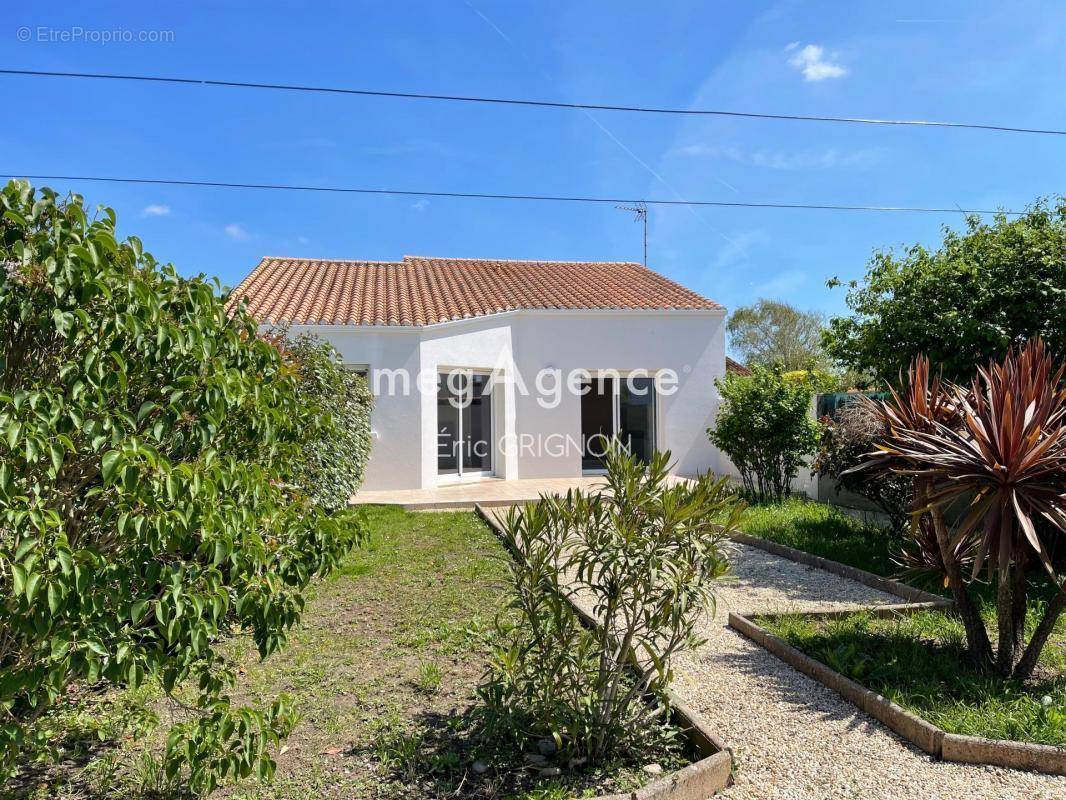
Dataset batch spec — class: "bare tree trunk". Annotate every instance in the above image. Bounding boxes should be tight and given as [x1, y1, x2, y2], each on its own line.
[1009, 556, 1028, 666]
[1013, 588, 1066, 681]
[921, 482, 994, 672]
[995, 564, 1016, 677]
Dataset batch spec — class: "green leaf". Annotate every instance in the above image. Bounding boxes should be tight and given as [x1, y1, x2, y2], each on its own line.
[136, 401, 157, 423]
[10, 563, 27, 596]
[101, 450, 122, 483]
[47, 581, 63, 614]
[48, 441, 64, 473]
[5, 421, 21, 449]
[130, 600, 148, 624]
[24, 572, 42, 603]
[14, 537, 38, 562]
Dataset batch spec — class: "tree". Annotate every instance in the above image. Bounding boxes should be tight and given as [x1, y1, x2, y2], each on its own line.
[727, 299, 830, 372]
[824, 198, 1066, 383]
[858, 340, 1066, 679]
[708, 366, 821, 502]
[0, 180, 366, 790]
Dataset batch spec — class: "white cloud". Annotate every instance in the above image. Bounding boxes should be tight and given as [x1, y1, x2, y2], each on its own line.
[787, 43, 847, 81]
[141, 204, 170, 217]
[411, 199, 429, 211]
[297, 236, 310, 245]
[750, 147, 882, 170]
[224, 223, 251, 241]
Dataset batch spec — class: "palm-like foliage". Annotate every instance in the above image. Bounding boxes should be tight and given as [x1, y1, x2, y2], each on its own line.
[863, 339, 1066, 679]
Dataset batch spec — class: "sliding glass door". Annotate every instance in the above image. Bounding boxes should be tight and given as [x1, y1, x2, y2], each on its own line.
[619, 376, 655, 463]
[581, 377, 615, 470]
[437, 372, 493, 479]
[580, 375, 656, 470]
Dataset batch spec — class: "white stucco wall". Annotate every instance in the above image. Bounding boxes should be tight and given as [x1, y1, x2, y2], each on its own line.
[285, 308, 729, 490]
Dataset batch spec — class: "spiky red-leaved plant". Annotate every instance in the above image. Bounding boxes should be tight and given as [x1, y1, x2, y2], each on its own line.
[862, 339, 1066, 679]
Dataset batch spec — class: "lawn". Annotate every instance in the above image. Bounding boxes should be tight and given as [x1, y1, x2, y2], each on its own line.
[761, 609, 1066, 746]
[725, 496, 896, 577]
[735, 495, 1065, 746]
[14, 506, 676, 800]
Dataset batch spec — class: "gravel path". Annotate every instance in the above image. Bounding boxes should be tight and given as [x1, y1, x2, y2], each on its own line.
[675, 543, 1066, 800]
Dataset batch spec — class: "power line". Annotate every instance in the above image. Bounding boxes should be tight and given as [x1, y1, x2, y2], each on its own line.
[2, 173, 1023, 215]
[2, 68, 1064, 138]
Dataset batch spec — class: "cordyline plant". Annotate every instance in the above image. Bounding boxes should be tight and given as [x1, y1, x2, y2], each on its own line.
[480, 447, 739, 764]
[0, 181, 365, 791]
[857, 339, 1066, 679]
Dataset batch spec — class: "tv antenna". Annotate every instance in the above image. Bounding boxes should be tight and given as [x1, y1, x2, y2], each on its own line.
[615, 202, 648, 266]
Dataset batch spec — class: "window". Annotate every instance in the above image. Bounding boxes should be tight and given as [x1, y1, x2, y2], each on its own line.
[580, 374, 656, 470]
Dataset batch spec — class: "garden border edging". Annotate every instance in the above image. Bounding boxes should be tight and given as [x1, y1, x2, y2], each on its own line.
[475, 504, 735, 799]
[718, 526, 951, 607]
[728, 610, 1066, 776]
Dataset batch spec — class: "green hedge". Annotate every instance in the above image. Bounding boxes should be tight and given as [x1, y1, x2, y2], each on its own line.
[708, 365, 820, 502]
[280, 332, 373, 511]
[0, 180, 367, 792]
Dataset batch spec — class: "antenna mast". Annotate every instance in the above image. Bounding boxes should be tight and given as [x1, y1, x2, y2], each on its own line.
[615, 202, 648, 266]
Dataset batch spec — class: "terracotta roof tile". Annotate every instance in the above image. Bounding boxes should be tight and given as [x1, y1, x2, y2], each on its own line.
[229, 256, 722, 326]
[726, 357, 752, 376]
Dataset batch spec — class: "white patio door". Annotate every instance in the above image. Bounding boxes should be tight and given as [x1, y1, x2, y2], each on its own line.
[437, 372, 493, 479]
[580, 375, 656, 471]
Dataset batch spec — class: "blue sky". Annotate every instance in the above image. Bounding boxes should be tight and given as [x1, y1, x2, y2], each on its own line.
[5, 1, 1066, 320]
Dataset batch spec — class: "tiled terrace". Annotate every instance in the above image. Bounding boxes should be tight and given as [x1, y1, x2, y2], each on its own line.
[351, 476, 612, 511]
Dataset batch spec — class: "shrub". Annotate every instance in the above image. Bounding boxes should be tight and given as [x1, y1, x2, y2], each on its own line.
[859, 339, 1066, 679]
[813, 401, 913, 532]
[708, 365, 820, 502]
[276, 332, 373, 512]
[0, 181, 366, 790]
[480, 448, 739, 764]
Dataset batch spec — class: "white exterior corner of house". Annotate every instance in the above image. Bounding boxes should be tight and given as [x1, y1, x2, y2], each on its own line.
[284, 308, 730, 490]
[234, 256, 736, 492]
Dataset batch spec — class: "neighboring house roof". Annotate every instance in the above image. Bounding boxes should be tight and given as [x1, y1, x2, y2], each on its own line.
[230, 256, 723, 327]
[725, 357, 752, 376]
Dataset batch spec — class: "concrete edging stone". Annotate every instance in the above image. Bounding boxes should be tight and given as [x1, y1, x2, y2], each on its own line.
[729, 611, 1066, 776]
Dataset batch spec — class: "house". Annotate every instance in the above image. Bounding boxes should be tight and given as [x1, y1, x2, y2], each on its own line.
[230, 256, 729, 491]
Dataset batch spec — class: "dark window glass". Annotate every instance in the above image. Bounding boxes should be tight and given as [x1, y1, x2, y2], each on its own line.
[619, 377, 655, 463]
[581, 377, 615, 470]
[437, 376, 460, 474]
[462, 374, 492, 472]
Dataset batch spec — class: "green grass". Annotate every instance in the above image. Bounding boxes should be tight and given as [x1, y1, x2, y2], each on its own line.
[16, 506, 669, 800]
[762, 610, 1066, 746]
[734, 495, 1065, 745]
[725, 496, 896, 576]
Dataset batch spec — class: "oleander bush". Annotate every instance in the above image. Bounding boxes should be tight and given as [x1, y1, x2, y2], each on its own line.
[480, 448, 739, 764]
[0, 180, 366, 792]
